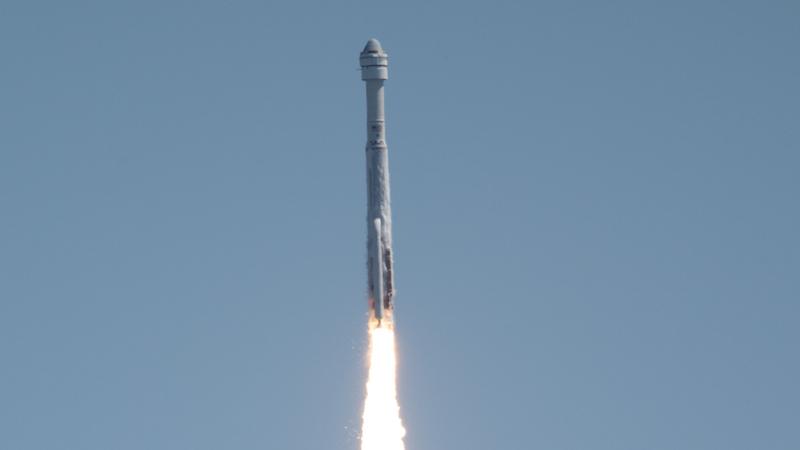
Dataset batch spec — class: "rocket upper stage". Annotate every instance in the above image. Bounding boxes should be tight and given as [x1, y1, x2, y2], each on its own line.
[361, 39, 394, 325]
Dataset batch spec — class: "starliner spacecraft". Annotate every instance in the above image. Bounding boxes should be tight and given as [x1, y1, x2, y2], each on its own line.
[361, 39, 394, 326]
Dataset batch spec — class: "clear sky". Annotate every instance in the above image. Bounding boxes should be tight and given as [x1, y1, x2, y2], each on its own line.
[1, 1, 798, 449]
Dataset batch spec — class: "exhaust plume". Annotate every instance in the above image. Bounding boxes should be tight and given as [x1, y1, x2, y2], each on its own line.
[361, 324, 405, 450]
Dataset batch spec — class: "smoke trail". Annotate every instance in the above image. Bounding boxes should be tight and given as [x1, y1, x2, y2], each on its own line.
[361, 325, 405, 450]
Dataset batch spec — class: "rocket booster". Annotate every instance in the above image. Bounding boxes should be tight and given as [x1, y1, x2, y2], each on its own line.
[361, 39, 394, 325]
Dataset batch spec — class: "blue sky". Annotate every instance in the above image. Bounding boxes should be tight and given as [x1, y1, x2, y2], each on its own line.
[1, 1, 798, 449]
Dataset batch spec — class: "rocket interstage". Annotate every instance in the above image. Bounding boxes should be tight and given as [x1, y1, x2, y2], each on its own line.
[361, 39, 394, 327]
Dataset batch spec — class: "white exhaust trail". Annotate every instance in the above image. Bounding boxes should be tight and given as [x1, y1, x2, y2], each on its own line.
[361, 326, 405, 450]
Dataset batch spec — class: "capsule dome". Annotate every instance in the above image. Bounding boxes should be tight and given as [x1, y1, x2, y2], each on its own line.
[362, 39, 383, 53]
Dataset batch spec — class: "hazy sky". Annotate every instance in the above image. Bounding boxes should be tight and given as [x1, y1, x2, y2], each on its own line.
[1, 1, 798, 449]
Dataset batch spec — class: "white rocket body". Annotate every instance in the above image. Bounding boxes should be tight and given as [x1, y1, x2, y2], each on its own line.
[361, 39, 394, 324]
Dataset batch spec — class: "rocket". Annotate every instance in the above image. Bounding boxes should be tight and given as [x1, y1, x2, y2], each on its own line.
[361, 39, 394, 326]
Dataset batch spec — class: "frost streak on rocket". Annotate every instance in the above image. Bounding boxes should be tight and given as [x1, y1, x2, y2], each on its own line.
[361, 39, 394, 324]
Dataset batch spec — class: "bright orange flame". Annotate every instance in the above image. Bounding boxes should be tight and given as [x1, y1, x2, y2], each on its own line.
[361, 324, 405, 450]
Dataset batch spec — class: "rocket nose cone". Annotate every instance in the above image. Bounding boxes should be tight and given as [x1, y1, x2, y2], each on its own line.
[363, 39, 383, 53]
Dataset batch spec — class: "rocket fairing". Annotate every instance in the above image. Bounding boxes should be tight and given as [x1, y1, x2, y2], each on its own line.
[361, 39, 394, 325]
